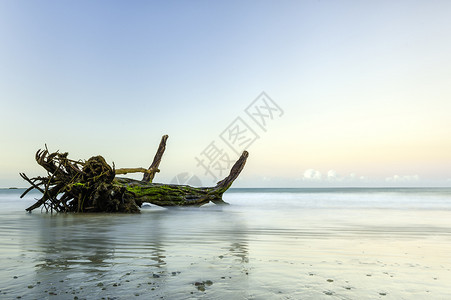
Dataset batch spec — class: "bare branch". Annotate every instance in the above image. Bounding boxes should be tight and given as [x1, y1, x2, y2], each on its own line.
[142, 135, 168, 182]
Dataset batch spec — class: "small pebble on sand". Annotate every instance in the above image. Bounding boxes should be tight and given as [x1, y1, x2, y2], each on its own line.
[197, 286, 205, 292]
[205, 280, 213, 286]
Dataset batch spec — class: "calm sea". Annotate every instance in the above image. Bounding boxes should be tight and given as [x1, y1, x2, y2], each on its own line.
[1, 188, 451, 299]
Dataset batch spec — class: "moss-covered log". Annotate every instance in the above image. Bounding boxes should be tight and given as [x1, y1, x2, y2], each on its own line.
[20, 136, 248, 213]
[116, 150, 249, 207]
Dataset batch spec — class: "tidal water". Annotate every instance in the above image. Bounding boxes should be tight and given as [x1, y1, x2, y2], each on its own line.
[1, 188, 451, 299]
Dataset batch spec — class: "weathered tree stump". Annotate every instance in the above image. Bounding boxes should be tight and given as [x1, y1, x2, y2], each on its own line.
[20, 135, 248, 213]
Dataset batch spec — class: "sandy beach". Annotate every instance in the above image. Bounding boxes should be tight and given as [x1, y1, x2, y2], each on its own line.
[1, 188, 450, 299]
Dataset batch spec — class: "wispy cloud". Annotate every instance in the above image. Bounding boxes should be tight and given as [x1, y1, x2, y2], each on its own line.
[326, 170, 339, 181]
[298, 168, 450, 187]
[385, 175, 420, 183]
[303, 169, 368, 184]
[303, 169, 322, 181]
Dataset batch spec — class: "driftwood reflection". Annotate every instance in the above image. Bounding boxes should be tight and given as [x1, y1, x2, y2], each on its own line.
[32, 215, 116, 273]
[25, 206, 251, 298]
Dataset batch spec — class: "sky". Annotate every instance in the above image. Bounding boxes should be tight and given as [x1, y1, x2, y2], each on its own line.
[1, 0, 451, 188]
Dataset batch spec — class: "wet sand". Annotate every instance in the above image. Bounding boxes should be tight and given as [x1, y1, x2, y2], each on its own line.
[1, 188, 451, 299]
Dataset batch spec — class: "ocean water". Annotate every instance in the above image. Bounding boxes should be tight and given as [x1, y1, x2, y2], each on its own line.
[1, 188, 451, 299]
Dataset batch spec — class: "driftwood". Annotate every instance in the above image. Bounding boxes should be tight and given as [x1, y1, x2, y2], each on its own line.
[20, 135, 248, 213]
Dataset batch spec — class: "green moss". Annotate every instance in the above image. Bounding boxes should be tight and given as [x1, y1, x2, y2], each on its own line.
[125, 186, 146, 197]
[124, 184, 210, 205]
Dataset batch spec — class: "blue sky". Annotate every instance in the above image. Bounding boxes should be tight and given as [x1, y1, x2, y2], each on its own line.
[1, 0, 451, 187]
